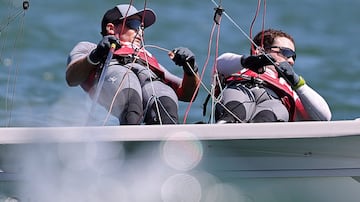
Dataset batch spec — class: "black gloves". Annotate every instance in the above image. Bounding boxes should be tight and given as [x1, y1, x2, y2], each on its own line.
[241, 54, 274, 74]
[88, 35, 120, 65]
[242, 55, 305, 89]
[171, 47, 198, 76]
[276, 61, 305, 89]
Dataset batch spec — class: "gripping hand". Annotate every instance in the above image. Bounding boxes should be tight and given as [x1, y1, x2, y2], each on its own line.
[276, 61, 305, 89]
[171, 47, 198, 76]
[241, 54, 274, 74]
[88, 35, 120, 65]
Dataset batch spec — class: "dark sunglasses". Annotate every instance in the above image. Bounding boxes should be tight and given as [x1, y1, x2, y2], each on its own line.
[125, 19, 142, 31]
[269, 46, 296, 61]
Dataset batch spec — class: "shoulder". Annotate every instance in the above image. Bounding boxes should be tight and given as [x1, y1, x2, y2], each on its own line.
[67, 41, 96, 65]
[70, 41, 96, 54]
[217, 52, 242, 61]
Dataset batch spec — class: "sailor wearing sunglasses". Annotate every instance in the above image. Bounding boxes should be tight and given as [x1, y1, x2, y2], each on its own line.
[215, 29, 331, 123]
[66, 4, 200, 125]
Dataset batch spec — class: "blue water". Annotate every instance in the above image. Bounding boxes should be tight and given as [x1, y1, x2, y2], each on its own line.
[1, 0, 360, 126]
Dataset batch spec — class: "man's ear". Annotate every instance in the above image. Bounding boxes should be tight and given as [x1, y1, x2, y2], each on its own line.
[106, 23, 116, 35]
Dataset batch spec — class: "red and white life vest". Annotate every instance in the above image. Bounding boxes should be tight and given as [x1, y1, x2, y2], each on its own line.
[225, 69, 309, 121]
[113, 43, 165, 79]
[81, 43, 165, 92]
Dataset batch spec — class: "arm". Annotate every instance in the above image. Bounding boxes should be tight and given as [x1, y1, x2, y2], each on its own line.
[176, 72, 200, 102]
[295, 84, 332, 121]
[216, 53, 244, 77]
[66, 42, 98, 86]
[167, 47, 201, 102]
[276, 61, 332, 121]
[66, 36, 120, 86]
[161, 64, 200, 102]
[216, 53, 274, 76]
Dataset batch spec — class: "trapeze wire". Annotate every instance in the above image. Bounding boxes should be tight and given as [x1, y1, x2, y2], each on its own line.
[139, 33, 165, 124]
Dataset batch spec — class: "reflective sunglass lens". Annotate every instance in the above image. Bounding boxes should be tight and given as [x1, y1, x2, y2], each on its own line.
[280, 48, 296, 61]
[126, 19, 141, 30]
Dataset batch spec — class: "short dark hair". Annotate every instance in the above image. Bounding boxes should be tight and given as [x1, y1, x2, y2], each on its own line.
[251, 29, 295, 54]
[101, 7, 122, 36]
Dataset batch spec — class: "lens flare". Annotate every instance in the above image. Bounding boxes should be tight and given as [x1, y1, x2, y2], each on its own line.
[161, 173, 201, 202]
[161, 131, 203, 171]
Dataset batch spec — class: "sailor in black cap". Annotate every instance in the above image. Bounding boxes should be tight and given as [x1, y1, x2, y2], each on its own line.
[66, 4, 200, 125]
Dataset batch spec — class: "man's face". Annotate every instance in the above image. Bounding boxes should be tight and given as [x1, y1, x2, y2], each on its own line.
[267, 36, 296, 66]
[116, 17, 143, 45]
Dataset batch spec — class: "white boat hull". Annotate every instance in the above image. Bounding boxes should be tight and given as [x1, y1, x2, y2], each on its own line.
[1, 120, 360, 201]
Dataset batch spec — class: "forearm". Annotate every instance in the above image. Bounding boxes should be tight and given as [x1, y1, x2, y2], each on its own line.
[296, 84, 332, 121]
[176, 73, 200, 102]
[66, 56, 98, 86]
[216, 53, 245, 77]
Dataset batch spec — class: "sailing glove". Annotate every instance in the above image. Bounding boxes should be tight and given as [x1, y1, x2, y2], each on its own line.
[241, 54, 274, 74]
[88, 35, 120, 65]
[276, 61, 305, 89]
[172, 47, 198, 76]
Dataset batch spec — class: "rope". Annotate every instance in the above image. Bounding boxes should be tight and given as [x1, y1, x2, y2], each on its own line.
[0, 1, 28, 126]
[86, 44, 116, 125]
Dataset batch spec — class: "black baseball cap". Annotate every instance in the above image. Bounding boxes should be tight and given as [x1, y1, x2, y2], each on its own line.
[101, 4, 156, 35]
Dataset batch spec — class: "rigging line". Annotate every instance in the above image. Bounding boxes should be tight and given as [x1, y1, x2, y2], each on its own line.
[0, 9, 23, 32]
[144, 43, 211, 83]
[208, 0, 279, 123]
[213, 4, 290, 86]
[101, 41, 156, 123]
[204, 6, 223, 124]
[138, 30, 166, 125]
[104, 48, 167, 125]
[250, 0, 262, 54]
[257, 0, 288, 84]
[104, 69, 148, 125]
[182, 61, 200, 124]
[200, 3, 237, 124]
[102, 1, 152, 125]
[0, 9, 23, 63]
[137, 0, 167, 125]
[146, 45, 203, 123]
[184, 20, 217, 123]
[207, 2, 263, 123]
[87, 1, 134, 125]
[210, 0, 263, 54]
[102, 68, 133, 125]
[143, 44, 170, 53]
[183, 4, 227, 123]
[0, 0, 12, 60]
[210, 20, 223, 124]
[0, 0, 29, 33]
[144, 42, 221, 123]
[143, 46, 202, 124]
[261, 0, 267, 48]
[119, 0, 134, 36]
[211, 9, 224, 122]
[155, 96, 178, 123]
[86, 44, 116, 126]
[210, 0, 276, 68]
[141, 0, 148, 28]
[205, 11, 222, 124]
[5, 8, 27, 127]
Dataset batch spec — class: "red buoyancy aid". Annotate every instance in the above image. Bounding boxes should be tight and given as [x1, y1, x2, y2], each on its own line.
[225, 69, 309, 121]
[113, 44, 165, 79]
[80, 44, 165, 93]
